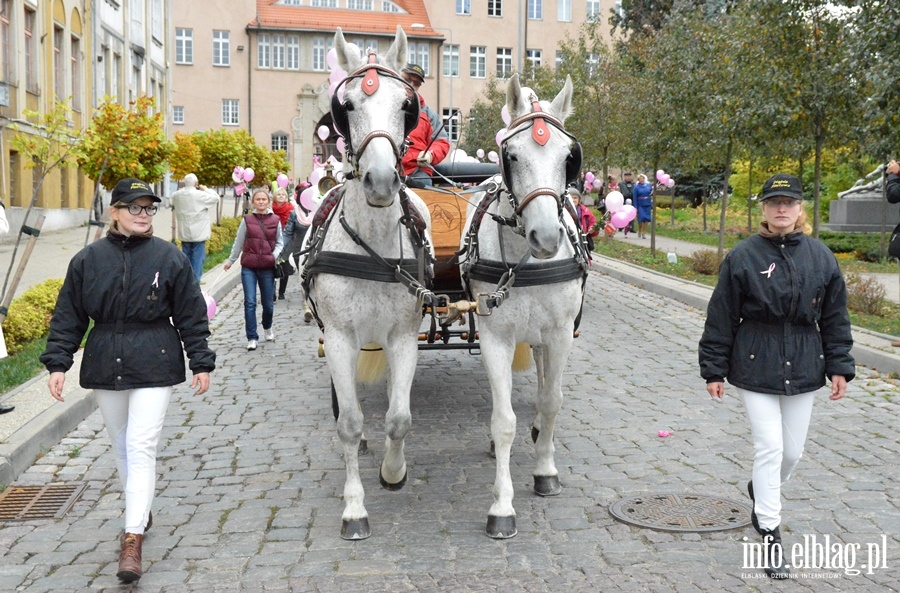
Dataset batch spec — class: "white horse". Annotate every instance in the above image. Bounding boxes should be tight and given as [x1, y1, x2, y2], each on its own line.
[301, 26, 433, 540]
[459, 74, 588, 538]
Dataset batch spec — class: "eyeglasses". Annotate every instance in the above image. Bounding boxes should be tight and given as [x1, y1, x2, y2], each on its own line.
[763, 198, 800, 208]
[403, 76, 422, 89]
[118, 204, 159, 216]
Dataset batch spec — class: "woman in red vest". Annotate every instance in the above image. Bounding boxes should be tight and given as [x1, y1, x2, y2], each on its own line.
[225, 189, 284, 350]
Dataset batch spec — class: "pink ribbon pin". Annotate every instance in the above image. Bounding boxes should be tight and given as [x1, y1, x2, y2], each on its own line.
[760, 263, 775, 278]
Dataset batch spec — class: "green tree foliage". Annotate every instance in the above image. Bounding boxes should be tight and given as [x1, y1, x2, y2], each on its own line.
[76, 96, 173, 187]
[459, 77, 506, 157]
[188, 129, 289, 188]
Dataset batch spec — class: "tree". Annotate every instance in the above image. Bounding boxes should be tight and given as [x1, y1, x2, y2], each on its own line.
[169, 132, 201, 180]
[189, 129, 289, 188]
[76, 96, 173, 189]
[459, 77, 506, 157]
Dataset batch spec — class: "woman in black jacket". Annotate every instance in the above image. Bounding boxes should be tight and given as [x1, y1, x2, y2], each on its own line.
[41, 178, 215, 583]
[699, 174, 854, 579]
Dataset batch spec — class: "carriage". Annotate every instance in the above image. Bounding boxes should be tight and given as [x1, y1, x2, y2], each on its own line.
[302, 26, 588, 541]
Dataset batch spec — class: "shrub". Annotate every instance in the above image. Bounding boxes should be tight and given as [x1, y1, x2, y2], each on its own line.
[2, 279, 65, 355]
[689, 249, 724, 275]
[207, 216, 241, 255]
[844, 272, 886, 316]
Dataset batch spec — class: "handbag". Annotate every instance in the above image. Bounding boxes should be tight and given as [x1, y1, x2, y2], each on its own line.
[276, 258, 296, 278]
[890, 222, 900, 259]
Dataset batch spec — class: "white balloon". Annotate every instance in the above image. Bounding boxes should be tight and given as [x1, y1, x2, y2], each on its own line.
[605, 190, 625, 213]
[501, 104, 511, 125]
[487, 150, 499, 163]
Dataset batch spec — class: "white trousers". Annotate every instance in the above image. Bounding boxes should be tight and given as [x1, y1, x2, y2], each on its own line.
[738, 386, 817, 531]
[95, 387, 172, 534]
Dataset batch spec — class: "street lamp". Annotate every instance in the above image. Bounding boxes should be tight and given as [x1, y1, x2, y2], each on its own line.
[410, 23, 454, 148]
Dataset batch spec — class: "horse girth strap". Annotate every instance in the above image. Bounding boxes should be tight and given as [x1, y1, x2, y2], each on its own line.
[305, 252, 420, 283]
[467, 258, 585, 287]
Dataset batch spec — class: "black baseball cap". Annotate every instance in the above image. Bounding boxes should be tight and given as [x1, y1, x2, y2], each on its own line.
[760, 173, 803, 202]
[402, 63, 425, 83]
[111, 178, 161, 204]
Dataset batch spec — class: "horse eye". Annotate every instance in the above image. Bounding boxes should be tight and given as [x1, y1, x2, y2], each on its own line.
[345, 101, 355, 112]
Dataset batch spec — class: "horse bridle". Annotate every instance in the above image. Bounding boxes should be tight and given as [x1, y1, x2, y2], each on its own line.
[331, 52, 420, 174]
[499, 98, 583, 216]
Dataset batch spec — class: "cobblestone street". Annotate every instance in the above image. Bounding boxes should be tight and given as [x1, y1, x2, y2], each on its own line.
[1, 270, 899, 592]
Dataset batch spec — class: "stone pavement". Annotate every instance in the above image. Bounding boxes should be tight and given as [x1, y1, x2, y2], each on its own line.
[1, 268, 898, 592]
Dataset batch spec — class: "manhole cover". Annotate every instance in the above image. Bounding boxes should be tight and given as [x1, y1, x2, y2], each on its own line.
[0, 484, 87, 521]
[609, 493, 751, 533]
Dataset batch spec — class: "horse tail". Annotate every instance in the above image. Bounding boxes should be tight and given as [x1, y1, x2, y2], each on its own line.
[511, 342, 533, 372]
[357, 344, 388, 384]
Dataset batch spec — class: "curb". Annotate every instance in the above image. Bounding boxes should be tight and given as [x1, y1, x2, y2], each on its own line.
[592, 254, 900, 376]
[0, 265, 241, 486]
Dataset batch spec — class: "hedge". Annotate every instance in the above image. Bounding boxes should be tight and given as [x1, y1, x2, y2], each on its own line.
[2, 279, 64, 355]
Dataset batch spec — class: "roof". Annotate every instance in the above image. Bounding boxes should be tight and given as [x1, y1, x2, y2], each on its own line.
[251, 0, 443, 39]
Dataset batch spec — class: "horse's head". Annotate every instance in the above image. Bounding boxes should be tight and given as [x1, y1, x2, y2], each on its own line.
[332, 26, 418, 207]
[500, 74, 579, 259]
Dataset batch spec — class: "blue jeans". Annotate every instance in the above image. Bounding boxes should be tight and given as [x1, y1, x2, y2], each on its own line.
[181, 241, 206, 283]
[240, 267, 275, 340]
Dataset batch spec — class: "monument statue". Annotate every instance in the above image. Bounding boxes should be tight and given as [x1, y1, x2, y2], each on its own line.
[829, 163, 896, 232]
[837, 163, 886, 200]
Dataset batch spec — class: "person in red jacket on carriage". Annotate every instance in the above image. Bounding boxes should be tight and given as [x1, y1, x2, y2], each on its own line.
[400, 63, 450, 187]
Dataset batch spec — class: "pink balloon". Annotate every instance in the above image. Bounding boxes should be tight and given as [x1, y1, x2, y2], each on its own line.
[232, 166, 244, 183]
[336, 137, 346, 154]
[328, 81, 339, 98]
[309, 167, 325, 186]
[299, 187, 318, 212]
[585, 172, 595, 183]
[326, 47, 338, 70]
[495, 128, 507, 147]
[203, 292, 217, 320]
[666, 178, 675, 188]
[242, 168, 255, 182]
[611, 211, 631, 229]
[317, 125, 330, 141]
[501, 104, 511, 126]
[621, 204, 637, 222]
[277, 173, 289, 188]
[487, 150, 499, 163]
[329, 69, 344, 85]
[656, 169, 665, 180]
[476, 148, 485, 159]
[584, 181, 593, 192]
[605, 190, 624, 213]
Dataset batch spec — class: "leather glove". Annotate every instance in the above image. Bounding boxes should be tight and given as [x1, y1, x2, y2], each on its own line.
[416, 151, 433, 166]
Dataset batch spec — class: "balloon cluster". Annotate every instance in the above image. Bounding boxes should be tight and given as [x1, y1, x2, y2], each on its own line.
[232, 165, 255, 195]
[604, 190, 637, 229]
[656, 169, 676, 189]
[584, 171, 596, 192]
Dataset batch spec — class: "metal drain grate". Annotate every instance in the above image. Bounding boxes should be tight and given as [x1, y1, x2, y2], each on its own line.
[0, 484, 87, 521]
[609, 493, 752, 533]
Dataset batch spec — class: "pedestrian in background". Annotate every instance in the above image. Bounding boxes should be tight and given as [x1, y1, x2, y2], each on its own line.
[886, 159, 900, 204]
[568, 187, 598, 252]
[271, 187, 294, 300]
[619, 172, 635, 235]
[698, 173, 854, 579]
[41, 178, 215, 583]
[171, 173, 221, 282]
[224, 188, 283, 350]
[633, 173, 654, 239]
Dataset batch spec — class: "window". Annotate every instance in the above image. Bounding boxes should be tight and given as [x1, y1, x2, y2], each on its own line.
[287, 35, 300, 70]
[558, 0, 571, 21]
[311, 0, 337, 6]
[443, 108, 459, 143]
[496, 47, 512, 78]
[71, 36, 82, 110]
[587, 0, 600, 22]
[313, 36, 332, 71]
[442, 44, 459, 77]
[24, 7, 36, 92]
[272, 34, 285, 69]
[456, 0, 470, 15]
[283, 0, 301, 4]
[526, 49, 541, 69]
[258, 33, 270, 68]
[53, 26, 64, 100]
[347, 0, 373, 9]
[527, 0, 542, 19]
[408, 42, 429, 75]
[488, 0, 502, 17]
[175, 28, 193, 64]
[151, 0, 163, 42]
[351, 37, 378, 55]
[470, 46, 485, 78]
[213, 30, 230, 66]
[382, 1, 400, 12]
[1, 0, 11, 82]
[222, 99, 239, 125]
[272, 132, 288, 152]
[173, 105, 184, 125]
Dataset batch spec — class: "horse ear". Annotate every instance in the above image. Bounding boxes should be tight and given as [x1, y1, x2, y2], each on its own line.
[384, 25, 408, 73]
[550, 75, 575, 123]
[334, 28, 362, 73]
[506, 73, 526, 119]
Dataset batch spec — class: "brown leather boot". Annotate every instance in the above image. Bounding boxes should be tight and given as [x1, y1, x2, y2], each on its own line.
[117, 533, 143, 582]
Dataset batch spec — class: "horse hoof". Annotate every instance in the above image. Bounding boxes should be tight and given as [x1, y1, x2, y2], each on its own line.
[534, 475, 562, 496]
[379, 468, 407, 491]
[341, 517, 371, 540]
[531, 426, 540, 443]
[359, 439, 368, 455]
[486, 515, 517, 539]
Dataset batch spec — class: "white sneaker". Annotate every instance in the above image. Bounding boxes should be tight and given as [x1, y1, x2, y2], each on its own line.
[265, 329, 275, 341]
[247, 340, 258, 351]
